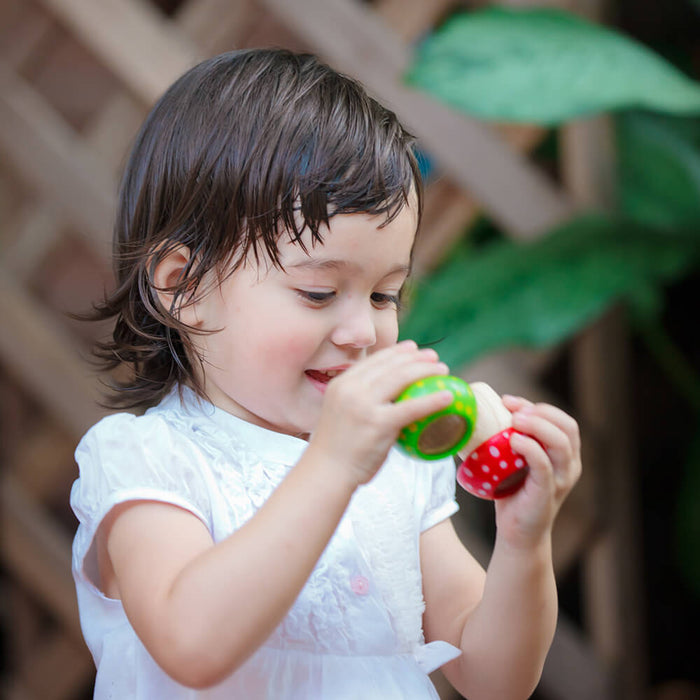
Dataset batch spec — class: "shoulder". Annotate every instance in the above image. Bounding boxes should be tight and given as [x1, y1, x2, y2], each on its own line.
[76, 390, 212, 462]
[71, 403, 215, 528]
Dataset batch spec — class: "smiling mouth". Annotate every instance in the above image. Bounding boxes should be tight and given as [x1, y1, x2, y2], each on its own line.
[305, 369, 344, 385]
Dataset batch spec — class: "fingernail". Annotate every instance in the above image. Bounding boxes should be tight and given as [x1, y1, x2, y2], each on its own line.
[512, 412, 530, 428]
[510, 432, 528, 447]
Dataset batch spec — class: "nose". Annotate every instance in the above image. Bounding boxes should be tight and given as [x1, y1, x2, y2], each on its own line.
[330, 302, 377, 349]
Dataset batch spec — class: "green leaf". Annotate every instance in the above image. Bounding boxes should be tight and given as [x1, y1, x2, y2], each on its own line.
[405, 7, 700, 125]
[400, 215, 700, 369]
[618, 111, 700, 228]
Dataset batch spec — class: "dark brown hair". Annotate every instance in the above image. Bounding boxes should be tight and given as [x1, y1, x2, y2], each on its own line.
[93, 48, 423, 409]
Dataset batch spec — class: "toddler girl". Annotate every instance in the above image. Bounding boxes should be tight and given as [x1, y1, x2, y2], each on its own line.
[71, 48, 581, 699]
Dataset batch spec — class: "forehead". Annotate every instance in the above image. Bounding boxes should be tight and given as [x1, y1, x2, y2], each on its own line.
[278, 204, 418, 272]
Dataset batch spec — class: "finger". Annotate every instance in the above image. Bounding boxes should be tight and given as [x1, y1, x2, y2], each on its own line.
[509, 431, 553, 491]
[513, 403, 580, 453]
[383, 359, 450, 402]
[533, 403, 581, 452]
[349, 350, 448, 399]
[502, 394, 534, 412]
[512, 410, 569, 456]
[389, 390, 454, 429]
[344, 342, 438, 381]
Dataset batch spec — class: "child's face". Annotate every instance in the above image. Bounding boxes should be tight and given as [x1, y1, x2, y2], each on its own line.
[190, 202, 418, 437]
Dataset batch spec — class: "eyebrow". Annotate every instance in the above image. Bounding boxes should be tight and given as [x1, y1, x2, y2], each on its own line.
[287, 258, 412, 277]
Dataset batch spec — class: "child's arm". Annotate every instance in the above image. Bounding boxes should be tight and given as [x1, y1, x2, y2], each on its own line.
[101, 341, 453, 689]
[420, 397, 581, 700]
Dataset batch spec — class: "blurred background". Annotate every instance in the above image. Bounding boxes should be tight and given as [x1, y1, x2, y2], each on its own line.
[1, 0, 699, 698]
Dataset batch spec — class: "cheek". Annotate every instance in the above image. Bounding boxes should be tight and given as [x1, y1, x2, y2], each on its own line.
[378, 315, 400, 347]
[253, 320, 319, 367]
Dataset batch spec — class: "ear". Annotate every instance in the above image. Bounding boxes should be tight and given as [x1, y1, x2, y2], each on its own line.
[151, 244, 202, 328]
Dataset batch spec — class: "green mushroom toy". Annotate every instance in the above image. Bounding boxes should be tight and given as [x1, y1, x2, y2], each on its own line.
[396, 376, 477, 460]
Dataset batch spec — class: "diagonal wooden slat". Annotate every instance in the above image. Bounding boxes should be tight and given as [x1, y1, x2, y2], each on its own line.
[0, 269, 105, 439]
[8, 628, 93, 700]
[0, 1, 56, 71]
[0, 59, 115, 259]
[175, 0, 262, 55]
[374, 0, 454, 42]
[38, 0, 200, 105]
[2, 202, 62, 280]
[540, 613, 615, 699]
[260, 0, 574, 239]
[413, 123, 546, 273]
[1, 475, 82, 641]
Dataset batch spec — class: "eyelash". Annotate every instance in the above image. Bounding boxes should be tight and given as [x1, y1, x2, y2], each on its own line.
[297, 290, 334, 304]
[372, 292, 402, 310]
[296, 290, 401, 309]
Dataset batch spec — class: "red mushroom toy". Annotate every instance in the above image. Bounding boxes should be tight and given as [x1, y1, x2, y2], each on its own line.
[396, 377, 530, 500]
[456, 382, 529, 500]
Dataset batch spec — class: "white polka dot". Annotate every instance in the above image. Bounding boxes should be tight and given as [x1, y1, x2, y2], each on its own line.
[483, 483, 492, 490]
[500, 460, 508, 469]
[478, 489, 487, 496]
[515, 458, 524, 468]
[464, 468, 473, 477]
[493, 475, 500, 482]
[481, 464, 490, 473]
[489, 446, 500, 458]
[470, 452, 478, 460]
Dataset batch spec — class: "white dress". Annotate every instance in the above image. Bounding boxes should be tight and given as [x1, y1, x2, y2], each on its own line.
[71, 386, 461, 699]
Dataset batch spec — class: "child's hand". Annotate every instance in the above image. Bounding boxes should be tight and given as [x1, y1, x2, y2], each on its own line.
[309, 340, 453, 487]
[494, 396, 582, 549]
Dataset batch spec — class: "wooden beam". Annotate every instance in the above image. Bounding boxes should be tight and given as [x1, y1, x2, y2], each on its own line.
[9, 418, 78, 503]
[572, 305, 649, 699]
[176, 0, 262, 54]
[83, 91, 145, 173]
[0, 475, 82, 641]
[37, 0, 200, 105]
[540, 613, 614, 699]
[2, 201, 62, 280]
[0, 270, 105, 439]
[414, 123, 545, 273]
[374, 0, 454, 42]
[413, 179, 478, 275]
[558, 0, 647, 683]
[260, 0, 574, 239]
[0, 2, 56, 71]
[11, 629, 93, 700]
[0, 60, 115, 260]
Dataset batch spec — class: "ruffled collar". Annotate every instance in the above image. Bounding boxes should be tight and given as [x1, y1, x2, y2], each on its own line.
[154, 386, 308, 465]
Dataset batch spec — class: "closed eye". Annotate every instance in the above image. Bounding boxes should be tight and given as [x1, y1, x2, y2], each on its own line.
[296, 289, 335, 305]
[371, 292, 401, 310]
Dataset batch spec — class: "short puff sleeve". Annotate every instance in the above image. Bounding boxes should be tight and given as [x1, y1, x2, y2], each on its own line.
[420, 456, 459, 533]
[71, 412, 214, 589]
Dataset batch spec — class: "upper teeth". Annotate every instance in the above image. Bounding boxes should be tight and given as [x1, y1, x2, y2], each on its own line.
[324, 370, 341, 377]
